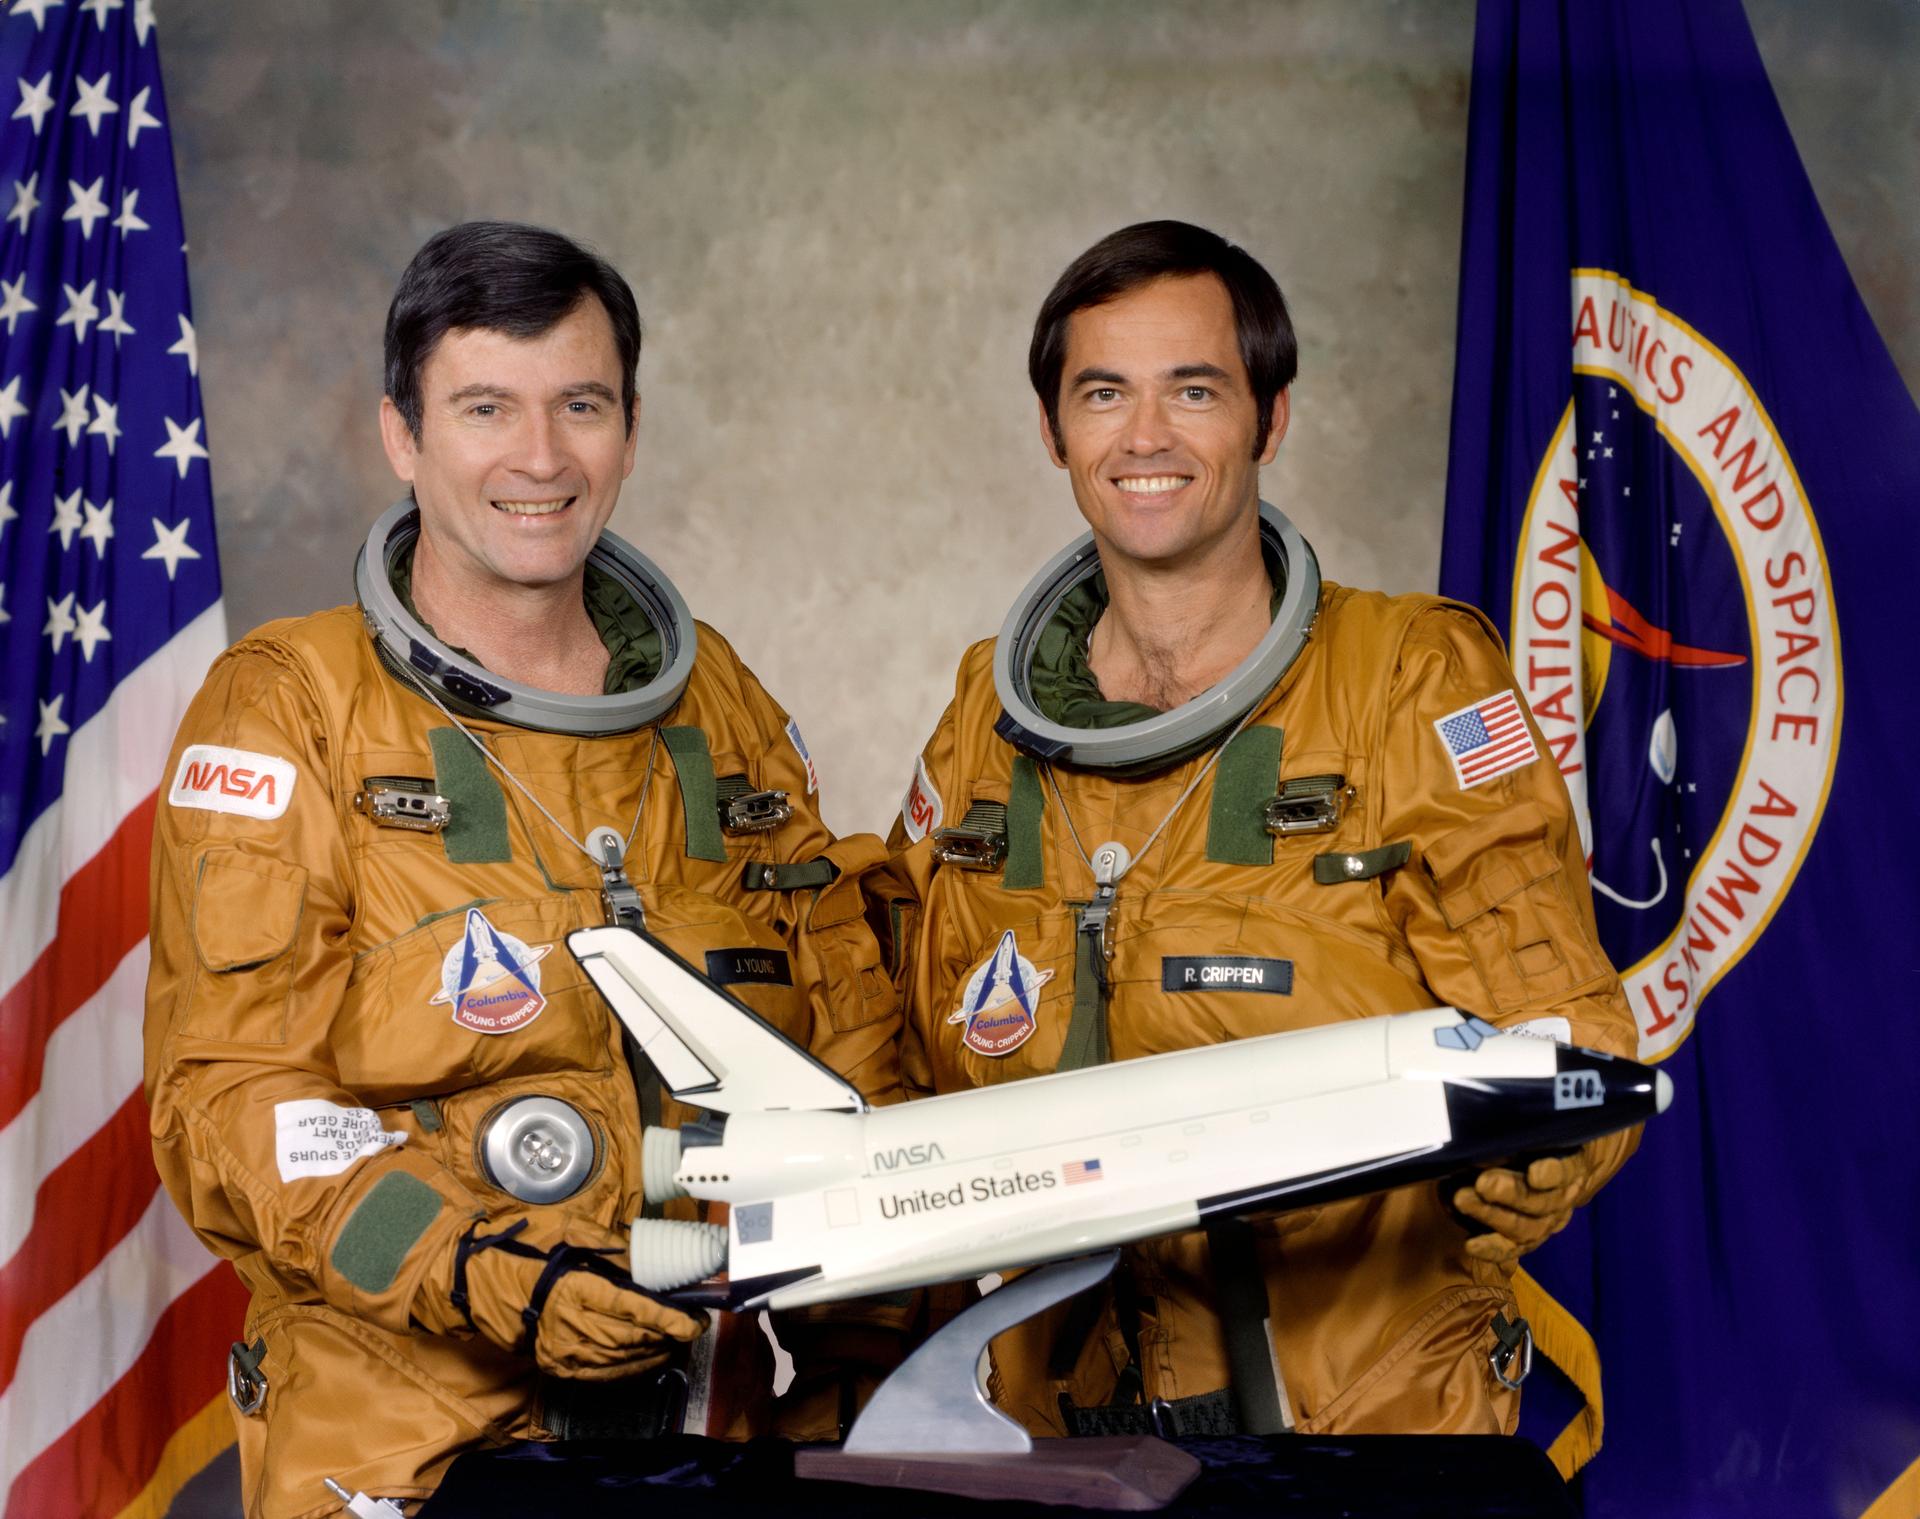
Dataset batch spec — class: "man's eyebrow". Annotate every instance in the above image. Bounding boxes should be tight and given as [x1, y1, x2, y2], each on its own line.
[1069, 367, 1129, 389]
[444, 383, 516, 404]
[556, 381, 620, 403]
[1166, 363, 1235, 383]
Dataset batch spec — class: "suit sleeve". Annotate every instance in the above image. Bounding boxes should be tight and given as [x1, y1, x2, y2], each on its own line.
[144, 643, 485, 1334]
[1374, 604, 1642, 1191]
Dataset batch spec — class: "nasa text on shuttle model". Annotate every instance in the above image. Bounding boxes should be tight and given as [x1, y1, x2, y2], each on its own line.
[569, 926, 1670, 1311]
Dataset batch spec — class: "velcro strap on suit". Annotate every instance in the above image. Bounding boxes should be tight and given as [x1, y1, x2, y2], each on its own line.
[660, 726, 728, 862]
[1205, 726, 1285, 865]
[1312, 841, 1413, 883]
[1055, 907, 1110, 1072]
[1003, 758, 1046, 889]
[740, 858, 838, 892]
[330, 1171, 447, 1295]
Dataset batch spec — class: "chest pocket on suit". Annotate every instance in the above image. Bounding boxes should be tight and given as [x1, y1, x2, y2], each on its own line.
[180, 849, 308, 1046]
[1423, 801, 1607, 1012]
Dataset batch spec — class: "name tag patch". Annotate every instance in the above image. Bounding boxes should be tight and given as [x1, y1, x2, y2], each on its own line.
[168, 744, 296, 820]
[705, 948, 794, 987]
[1161, 956, 1294, 995]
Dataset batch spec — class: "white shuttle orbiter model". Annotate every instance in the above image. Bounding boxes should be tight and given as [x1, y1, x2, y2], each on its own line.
[570, 926, 1669, 1312]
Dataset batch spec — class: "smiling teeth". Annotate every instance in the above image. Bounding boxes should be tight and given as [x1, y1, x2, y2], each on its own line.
[491, 498, 573, 514]
[1116, 476, 1192, 494]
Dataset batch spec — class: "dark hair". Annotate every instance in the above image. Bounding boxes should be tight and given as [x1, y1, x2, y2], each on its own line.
[384, 220, 642, 440]
[1028, 220, 1296, 458]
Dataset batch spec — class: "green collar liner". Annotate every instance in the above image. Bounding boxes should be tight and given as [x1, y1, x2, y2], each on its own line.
[1025, 550, 1287, 776]
[391, 538, 664, 696]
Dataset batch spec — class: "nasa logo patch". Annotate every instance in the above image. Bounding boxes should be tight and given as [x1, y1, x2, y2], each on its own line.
[168, 744, 296, 820]
[430, 907, 554, 1035]
[947, 928, 1055, 1057]
[901, 754, 944, 843]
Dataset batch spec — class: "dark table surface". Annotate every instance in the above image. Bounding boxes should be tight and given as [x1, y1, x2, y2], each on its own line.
[419, 1433, 1574, 1518]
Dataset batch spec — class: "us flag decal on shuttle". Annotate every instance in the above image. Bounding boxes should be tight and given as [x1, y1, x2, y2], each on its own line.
[1434, 690, 1538, 788]
[1063, 1158, 1103, 1185]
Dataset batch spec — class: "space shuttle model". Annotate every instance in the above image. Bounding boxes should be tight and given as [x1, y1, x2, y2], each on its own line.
[569, 926, 1669, 1311]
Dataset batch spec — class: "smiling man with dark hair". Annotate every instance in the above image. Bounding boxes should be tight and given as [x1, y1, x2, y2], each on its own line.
[144, 221, 902, 1515]
[877, 220, 1642, 1441]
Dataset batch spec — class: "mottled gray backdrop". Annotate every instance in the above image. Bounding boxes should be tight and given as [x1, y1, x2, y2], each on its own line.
[164, 0, 1918, 844]
[155, 2, 1916, 1513]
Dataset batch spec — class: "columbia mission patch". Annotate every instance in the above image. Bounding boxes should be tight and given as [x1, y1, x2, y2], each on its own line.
[430, 907, 554, 1035]
[1161, 956, 1294, 995]
[947, 928, 1054, 1057]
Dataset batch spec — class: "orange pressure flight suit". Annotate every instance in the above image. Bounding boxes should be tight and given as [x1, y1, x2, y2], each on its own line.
[145, 601, 899, 1518]
[881, 582, 1639, 1438]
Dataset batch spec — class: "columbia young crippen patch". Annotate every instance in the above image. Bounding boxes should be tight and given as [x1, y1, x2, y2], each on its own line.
[947, 928, 1054, 1057]
[431, 907, 554, 1035]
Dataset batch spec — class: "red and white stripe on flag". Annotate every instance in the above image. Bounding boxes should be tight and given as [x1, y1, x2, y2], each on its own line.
[4, 6, 249, 1514]
[1, 609, 249, 1519]
[1433, 688, 1540, 789]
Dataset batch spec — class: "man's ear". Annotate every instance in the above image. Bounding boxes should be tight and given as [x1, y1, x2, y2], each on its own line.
[1257, 387, 1291, 466]
[622, 393, 642, 478]
[1257, 388, 1291, 466]
[379, 396, 417, 482]
[1038, 396, 1067, 469]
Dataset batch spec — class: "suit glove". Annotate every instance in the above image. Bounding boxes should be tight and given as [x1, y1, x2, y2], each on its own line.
[1451, 1149, 1598, 1275]
[414, 1211, 705, 1381]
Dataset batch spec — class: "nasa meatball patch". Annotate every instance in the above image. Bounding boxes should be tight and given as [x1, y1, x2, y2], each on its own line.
[168, 744, 297, 820]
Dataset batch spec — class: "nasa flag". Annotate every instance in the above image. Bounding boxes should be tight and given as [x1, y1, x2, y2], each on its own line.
[1442, 1, 1920, 1514]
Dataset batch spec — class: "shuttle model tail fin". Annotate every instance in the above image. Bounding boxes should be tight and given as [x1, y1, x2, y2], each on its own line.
[569, 925, 865, 1115]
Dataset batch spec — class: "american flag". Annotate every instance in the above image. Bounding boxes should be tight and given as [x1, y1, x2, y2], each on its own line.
[1, 4, 244, 1516]
[1433, 689, 1539, 789]
[1062, 1158, 1103, 1185]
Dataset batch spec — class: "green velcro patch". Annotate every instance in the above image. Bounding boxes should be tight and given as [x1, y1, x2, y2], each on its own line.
[330, 1171, 443, 1295]
[1002, 757, 1046, 891]
[1206, 726, 1285, 866]
[661, 726, 728, 863]
[427, 728, 512, 864]
[1313, 840, 1413, 884]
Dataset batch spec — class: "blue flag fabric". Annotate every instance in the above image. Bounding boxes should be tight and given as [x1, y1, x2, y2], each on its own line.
[1443, 3, 1920, 1516]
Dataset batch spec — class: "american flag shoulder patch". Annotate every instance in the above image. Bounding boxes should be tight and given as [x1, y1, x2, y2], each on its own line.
[1433, 689, 1539, 789]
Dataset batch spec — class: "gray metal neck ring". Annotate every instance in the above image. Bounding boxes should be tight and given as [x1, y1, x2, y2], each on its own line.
[991, 500, 1321, 771]
[354, 498, 697, 736]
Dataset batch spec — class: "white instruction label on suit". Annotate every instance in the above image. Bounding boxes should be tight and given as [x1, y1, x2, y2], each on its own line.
[274, 1098, 407, 1181]
[1507, 1017, 1573, 1045]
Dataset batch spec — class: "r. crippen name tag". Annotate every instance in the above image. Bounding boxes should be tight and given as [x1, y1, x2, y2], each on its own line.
[1161, 956, 1294, 995]
[705, 948, 794, 987]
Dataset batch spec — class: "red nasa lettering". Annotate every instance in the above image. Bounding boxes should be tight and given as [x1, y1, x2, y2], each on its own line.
[180, 761, 277, 804]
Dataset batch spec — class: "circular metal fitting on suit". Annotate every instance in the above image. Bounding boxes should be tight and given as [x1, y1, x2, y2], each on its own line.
[477, 1095, 599, 1204]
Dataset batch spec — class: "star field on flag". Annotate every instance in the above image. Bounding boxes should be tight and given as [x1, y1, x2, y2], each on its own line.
[2, 2, 246, 1514]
